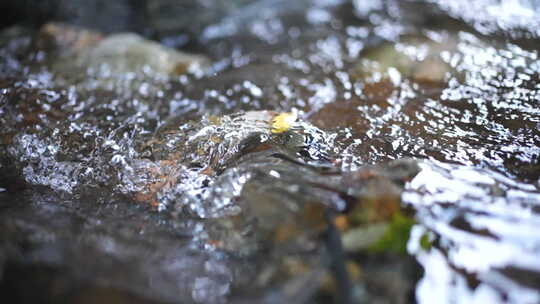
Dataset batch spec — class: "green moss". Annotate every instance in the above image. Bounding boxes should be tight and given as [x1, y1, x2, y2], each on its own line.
[420, 232, 433, 251]
[368, 212, 415, 254]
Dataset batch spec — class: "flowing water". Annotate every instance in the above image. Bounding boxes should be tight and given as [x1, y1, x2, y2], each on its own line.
[1, 0, 540, 303]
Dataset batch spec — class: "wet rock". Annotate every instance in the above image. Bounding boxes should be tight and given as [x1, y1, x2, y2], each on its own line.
[353, 36, 456, 83]
[35, 22, 103, 56]
[197, 156, 420, 302]
[133, 110, 337, 216]
[201, 161, 339, 254]
[198, 157, 419, 258]
[337, 159, 420, 252]
[342, 222, 390, 252]
[35, 23, 209, 79]
[69, 33, 207, 76]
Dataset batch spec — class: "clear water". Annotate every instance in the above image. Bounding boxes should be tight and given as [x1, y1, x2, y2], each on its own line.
[1, 0, 540, 303]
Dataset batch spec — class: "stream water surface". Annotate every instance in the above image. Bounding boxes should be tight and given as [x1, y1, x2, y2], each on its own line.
[1, 0, 540, 303]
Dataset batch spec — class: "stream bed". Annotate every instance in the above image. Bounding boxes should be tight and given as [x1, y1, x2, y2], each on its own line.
[1, 1, 540, 303]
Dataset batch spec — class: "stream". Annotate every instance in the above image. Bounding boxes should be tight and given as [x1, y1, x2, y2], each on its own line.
[1, 1, 540, 303]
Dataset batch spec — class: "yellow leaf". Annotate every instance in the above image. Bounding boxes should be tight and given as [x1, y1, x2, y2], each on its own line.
[271, 112, 297, 134]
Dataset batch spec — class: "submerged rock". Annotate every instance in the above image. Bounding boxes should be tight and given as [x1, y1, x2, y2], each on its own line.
[197, 157, 421, 303]
[339, 159, 419, 253]
[353, 36, 456, 84]
[129, 110, 337, 216]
